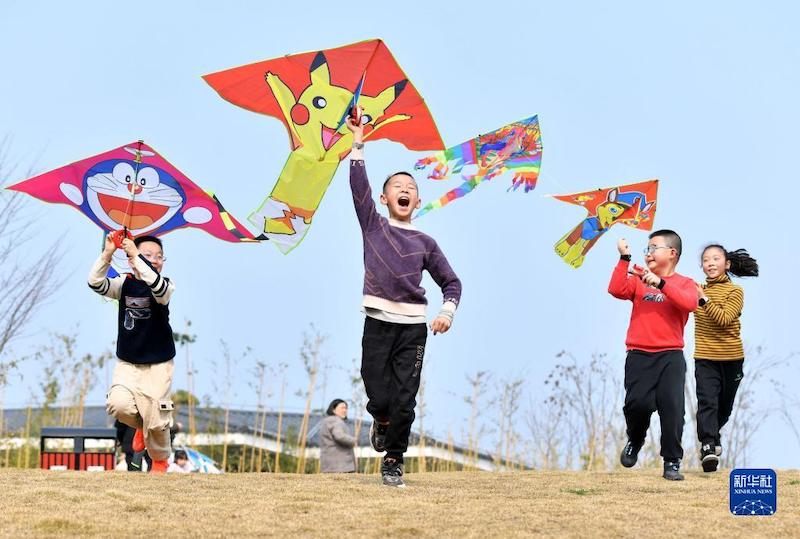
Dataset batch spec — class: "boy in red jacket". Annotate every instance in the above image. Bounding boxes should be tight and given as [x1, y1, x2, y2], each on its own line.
[608, 230, 697, 480]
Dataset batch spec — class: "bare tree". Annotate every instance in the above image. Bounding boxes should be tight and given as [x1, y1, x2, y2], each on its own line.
[295, 325, 326, 473]
[493, 375, 524, 469]
[0, 137, 63, 403]
[717, 347, 791, 468]
[348, 356, 367, 472]
[30, 330, 110, 429]
[173, 321, 197, 442]
[464, 371, 490, 467]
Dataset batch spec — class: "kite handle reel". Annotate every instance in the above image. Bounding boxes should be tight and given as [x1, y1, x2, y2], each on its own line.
[111, 229, 134, 249]
[349, 105, 362, 125]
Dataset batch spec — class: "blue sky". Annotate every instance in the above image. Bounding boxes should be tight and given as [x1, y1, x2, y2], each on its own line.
[1, 1, 797, 467]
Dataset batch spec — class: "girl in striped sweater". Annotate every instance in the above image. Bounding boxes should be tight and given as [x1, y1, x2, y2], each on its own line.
[694, 245, 759, 472]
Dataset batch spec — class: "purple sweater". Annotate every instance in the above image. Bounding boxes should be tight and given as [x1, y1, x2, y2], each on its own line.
[350, 159, 462, 316]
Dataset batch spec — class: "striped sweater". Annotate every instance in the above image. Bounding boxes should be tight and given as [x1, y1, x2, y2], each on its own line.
[694, 274, 744, 360]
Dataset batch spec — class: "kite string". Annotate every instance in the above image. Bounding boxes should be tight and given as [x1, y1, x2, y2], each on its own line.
[537, 169, 573, 198]
[120, 140, 144, 234]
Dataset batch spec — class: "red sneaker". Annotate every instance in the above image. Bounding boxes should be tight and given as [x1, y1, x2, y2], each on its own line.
[132, 429, 145, 452]
[150, 459, 169, 473]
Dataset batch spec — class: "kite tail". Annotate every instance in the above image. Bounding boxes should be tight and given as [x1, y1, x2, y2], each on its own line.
[414, 155, 450, 180]
[414, 176, 481, 219]
[508, 171, 540, 193]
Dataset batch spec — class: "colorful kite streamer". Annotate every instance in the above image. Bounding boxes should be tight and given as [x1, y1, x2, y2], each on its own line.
[413, 115, 542, 218]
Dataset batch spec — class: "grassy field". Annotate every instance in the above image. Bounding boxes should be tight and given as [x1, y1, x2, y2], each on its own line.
[0, 468, 797, 538]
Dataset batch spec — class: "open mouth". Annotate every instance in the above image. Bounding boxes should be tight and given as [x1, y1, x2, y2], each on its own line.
[320, 125, 343, 151]
[398, 196, 410, 208]
[98, 193, 171, 229]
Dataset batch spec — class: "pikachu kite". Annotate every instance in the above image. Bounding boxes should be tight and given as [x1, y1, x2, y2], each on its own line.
[204, 39, 444, 253]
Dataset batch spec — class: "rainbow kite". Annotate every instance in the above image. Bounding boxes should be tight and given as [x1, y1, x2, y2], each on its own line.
[413, 115, 542, 218]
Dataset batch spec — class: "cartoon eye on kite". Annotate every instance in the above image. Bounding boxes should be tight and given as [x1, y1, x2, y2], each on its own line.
[136, 167, 160, 188]
[312, 96, 327, 109]
[360, 113, 373, 125]
[609, 206, 620, 214]
[112, 162, 136, 185]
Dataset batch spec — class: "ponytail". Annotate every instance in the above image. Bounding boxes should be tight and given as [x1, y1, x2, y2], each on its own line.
[726, 248, 759, 277]
[702, 244, 759, 278]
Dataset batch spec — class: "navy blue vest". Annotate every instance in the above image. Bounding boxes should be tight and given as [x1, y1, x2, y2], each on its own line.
[116, 275, 175, 364]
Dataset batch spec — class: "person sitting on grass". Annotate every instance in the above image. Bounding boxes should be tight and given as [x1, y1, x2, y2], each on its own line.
[168, 449, 194, 473]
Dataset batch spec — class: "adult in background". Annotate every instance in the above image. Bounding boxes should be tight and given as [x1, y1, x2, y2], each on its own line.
[319, 399, 357, 473]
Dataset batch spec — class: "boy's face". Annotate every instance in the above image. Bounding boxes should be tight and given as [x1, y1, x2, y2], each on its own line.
[380, 174, 420, 222]
[137, 241, 165, 273]
[644, 235, 678, 274]
[176, 456, 187, 466]
[702, 247, 729, 279]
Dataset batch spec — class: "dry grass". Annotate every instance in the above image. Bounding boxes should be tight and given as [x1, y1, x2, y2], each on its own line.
[0, 468, 797, 538]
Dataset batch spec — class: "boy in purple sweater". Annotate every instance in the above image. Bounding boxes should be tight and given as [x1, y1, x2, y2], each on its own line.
[346, 116, 462, 488]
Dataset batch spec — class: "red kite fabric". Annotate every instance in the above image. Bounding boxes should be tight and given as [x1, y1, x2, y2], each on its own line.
[203, 38, 444, 253]
[7, 141, 255, 273]
[552, 180, 658, 268]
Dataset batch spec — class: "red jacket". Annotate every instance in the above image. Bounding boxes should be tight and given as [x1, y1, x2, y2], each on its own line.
[608, 259, 697, 352]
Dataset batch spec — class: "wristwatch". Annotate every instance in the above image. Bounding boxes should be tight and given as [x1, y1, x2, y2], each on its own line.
[352, 142, 364, 150]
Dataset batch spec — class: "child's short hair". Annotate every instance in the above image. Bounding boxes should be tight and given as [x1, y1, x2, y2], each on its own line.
[649, 229, 682, 258]
[134, 235, 163, 249]
[174, 449, 188, 460]
[382, 171, 416, 193]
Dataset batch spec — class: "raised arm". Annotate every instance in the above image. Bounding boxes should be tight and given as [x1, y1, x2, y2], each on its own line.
[88, 234, 124, 299]
[129, 256, 175, 305]
[608, 257, 637, 300]
[347, 114, 379, 231]
[121, 239, 175, 305]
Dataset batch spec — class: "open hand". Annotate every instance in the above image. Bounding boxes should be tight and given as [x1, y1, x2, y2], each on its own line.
[430, 316, 451, 335]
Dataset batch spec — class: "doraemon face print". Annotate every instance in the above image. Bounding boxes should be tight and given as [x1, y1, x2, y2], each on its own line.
[83, 159, 185, 235]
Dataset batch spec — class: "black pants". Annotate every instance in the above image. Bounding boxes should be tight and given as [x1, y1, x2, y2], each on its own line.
[623, 349, 686, 461]
[695, 359, 744, 445]
[361, 317, 427, 460]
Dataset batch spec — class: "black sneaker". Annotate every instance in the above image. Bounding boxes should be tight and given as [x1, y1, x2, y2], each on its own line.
[370, 422, 387, 452]
[701, 442, 719, 472]
[381, 457, 405, 488]
[620, 440, 642, 468]
[663, 459, 684, 481]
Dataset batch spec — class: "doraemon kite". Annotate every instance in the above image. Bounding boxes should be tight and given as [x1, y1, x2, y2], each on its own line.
[8, 141, 255, 274]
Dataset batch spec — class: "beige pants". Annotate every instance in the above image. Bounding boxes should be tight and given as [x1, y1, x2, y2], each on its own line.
[106, 359, 175, 461]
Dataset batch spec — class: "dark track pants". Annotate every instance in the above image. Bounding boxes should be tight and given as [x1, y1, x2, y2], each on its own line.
[361, 317, 427, 460]
[695, 358, 744, 445]
[623, 349, 686, 461]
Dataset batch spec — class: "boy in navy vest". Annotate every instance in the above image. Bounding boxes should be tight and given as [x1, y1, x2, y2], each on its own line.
[346, 116, 462, 487]
[89, 234, 175, 473]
